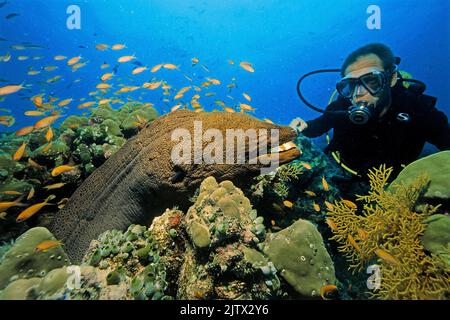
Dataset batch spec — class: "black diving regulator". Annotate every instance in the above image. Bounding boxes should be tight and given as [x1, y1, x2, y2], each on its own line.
[296, 59, 426, 125]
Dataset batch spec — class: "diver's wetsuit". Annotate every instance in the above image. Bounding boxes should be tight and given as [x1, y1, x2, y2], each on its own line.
[302, 82, 450, 179]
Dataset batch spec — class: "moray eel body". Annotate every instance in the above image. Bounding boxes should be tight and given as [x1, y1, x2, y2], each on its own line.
[50, 110, 300, 262]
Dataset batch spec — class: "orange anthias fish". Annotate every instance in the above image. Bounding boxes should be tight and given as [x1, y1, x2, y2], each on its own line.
[242, 93, 251, 101]
[67, 55, 81, 66]
[15, 125, 34, 136]
[35, 240, 63, 252]
[239, 61, 254, 73]
[313, 201, 320, 212]
[321, 176, 329, 191]
[375, 248, 400, 266]
[13, 142, 27, 161]
[43, 182, 66, 190]
[300, 162, 312, 170]
[150, 64, 163, 72]
[27, 186, 35, 200]
[341, 199, 357, 209]
[34, 115, 62, 129]
[324, 201, 334, 211]
[16, 195, 56, 222]
[51, 164, 77, 177]
[304, 190, 316, 197]
[111, 44, 126, 50]
[347, 234, 361, 252]
[0, 84, 24, 95]
[283, 200, 294, 208]
[28, 158, 44, 170]
[325, 218, 337, 231]
[45, 126, 53, 142]
[320, 284, 338, 300]
[163, 63, 179, 70]
[117, 55, 135, 63]
[0, 196, 26, 211]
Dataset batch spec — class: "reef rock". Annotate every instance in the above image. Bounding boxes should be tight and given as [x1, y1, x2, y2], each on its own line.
[0, 227, 70, 290]
[262, 219, 336, 298]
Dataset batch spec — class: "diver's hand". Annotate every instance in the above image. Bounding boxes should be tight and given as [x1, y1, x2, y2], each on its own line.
[289, 117, 308, 133]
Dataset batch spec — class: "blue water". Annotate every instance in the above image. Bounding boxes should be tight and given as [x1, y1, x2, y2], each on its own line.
[1, 0, 449, 137]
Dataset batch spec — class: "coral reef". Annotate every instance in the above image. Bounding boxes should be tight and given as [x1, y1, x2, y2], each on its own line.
[421, 214, 450, 266]
[0, 101, 159, 242]
[177, 177, 283, 299]
[262, 219, 336, 298]
[0, 227, 70, 290]
[326, 164, 450, 299]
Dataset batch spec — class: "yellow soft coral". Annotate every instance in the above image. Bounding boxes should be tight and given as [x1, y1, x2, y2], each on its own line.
[327, 164, 450, 299]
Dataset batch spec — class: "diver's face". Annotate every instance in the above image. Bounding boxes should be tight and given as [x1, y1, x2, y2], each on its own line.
[344, 54, 387, 107]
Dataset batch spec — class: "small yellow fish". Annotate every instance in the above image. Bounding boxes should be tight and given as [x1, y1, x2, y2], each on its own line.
[324, 201, 334, 211]
[320, 284, 338, 300]
[98, 99, 111, 105]
[239, 103, 255, 112]
[96, 83, 111, 89]
[224, 107, 235, 113]
[150, 64, 163, 72]
[283, 200, 294, 208]
[0, 212, 7, 220]
[341, 199, 357, 209]
[67, 55, 81, 66]
[101, 73, 114, 81]
[347, 234, 361, 252]
[375, 249, 400, 265]
[357, 228, 368, 240]
[163, 63, 179, 70]
[132, 66, 147, 74]
[54, 55, 67, 61]
[321, 176, 329, 191]
[32, 95, 43, 107]
[117, 55, 135, 63]
[239, 61, 254, 73]
[17, 56, 29, 61]
[0, 84, 24, 96]
[304, 190, 316, 197]
[24, 110, 45, 116]
[263, 118, 274, 124]
[27, 70, 40, 75]
[242, 93, 251, 102]
[95, 43, 109, 51]
[58, 98, 73, 107]
[15, 125, 34, 136]
[100, 63, 110, 69]
[191, 57, 199, 65]
[325, 218, 337, 231]
[51, 164, 77, 177]
[16, 195, 56, 222]
[27, 187, 35, 200]
[13, 142, 27, 161]
[0, 196, 26, 211]
[43, 182, 66, 190]
[45, 126, 53, 142]
[34, 115, 62, 129]
[228, 59, 235, 65]
[313, 201, 320, 212]
[2, 191, 22, 196]
[77, 101, 95, 109]
[300, 163, 312, 170]
[111, 44, 126, 50]
[28, 158, 44, 170]
[44, 66, 58, 71]
[35, 240, 63, 252]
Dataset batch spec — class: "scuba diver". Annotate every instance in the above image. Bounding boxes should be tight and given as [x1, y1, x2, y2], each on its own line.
[291, 43, 450, 190]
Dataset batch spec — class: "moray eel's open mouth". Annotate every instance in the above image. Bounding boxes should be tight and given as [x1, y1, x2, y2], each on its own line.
[252, 140, 302, 166]
[271, 141, 302, 164]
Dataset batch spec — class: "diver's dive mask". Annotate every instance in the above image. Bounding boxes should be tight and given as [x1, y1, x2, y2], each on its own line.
[336, 70, 390, 99]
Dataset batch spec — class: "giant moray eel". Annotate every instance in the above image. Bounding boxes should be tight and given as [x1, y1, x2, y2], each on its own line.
[50, 110, 300, 262]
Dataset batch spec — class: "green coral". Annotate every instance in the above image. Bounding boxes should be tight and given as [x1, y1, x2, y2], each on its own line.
[0, 227, 71, 290]
[421, 214, 450, 266]
[263, 219, 336, 298]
